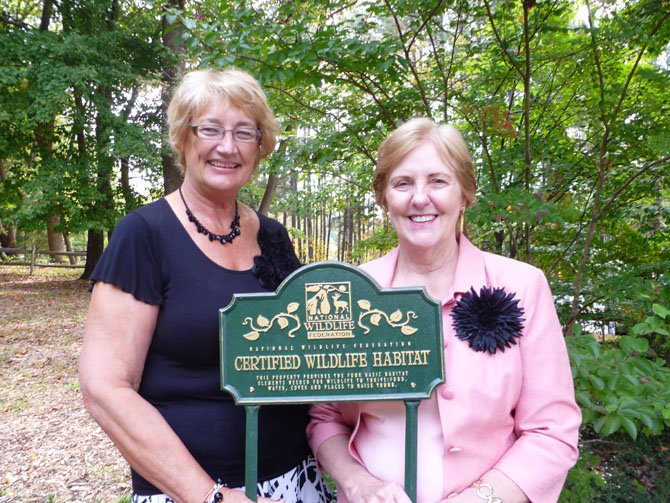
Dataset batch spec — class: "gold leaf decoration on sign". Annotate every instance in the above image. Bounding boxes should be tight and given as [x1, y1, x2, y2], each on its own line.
[357, 302, 418, 336]
[358, 299, 371, 310]
[401, 325, 418, 336]
[240, 302, 302, 341]
[243, 331, 260, 341]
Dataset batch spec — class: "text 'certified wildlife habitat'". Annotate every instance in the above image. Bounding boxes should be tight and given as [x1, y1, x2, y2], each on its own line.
[220, 261, 444, 404]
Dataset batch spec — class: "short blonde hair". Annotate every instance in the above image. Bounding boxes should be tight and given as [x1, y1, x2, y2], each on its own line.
[167, 68, 279, 173]
[373, 118, 476, 208]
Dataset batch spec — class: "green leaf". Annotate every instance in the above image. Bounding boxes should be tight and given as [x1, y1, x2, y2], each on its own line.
[602, 415, 622, 436]
[182, 17, 197, 30]
[618, 399, 640, 410]
[588, 375, 605, 390]
[652, 304, 670, 319]
[621, 336, 649, 354]
[605, 374, 620, 390]
[638, 412, 655, 430]
[575, 391, 593, 407]
[619, 407, 641, 420]
[593, 416, 606, 434]
[620, 416, 638, 440]
[631, 322, 650, 335]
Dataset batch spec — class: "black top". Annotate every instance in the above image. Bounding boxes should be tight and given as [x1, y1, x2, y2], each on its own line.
[91, 198, 309, 494]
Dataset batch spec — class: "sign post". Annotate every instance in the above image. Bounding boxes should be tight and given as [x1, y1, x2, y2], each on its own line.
[220, 261, 444, 502]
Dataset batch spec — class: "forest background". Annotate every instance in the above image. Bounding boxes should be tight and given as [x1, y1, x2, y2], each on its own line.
[1, 0, 669, 500]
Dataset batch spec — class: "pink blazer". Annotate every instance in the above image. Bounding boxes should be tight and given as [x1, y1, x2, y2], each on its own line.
[307, 237, 581, 502]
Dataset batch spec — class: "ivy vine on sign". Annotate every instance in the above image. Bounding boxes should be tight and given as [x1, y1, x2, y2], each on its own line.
[357, 299, 418, 335]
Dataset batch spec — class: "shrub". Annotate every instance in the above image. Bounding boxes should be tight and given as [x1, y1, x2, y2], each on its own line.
[568, 325, 670, 440]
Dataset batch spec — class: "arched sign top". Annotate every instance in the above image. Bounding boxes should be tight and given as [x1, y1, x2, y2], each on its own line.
[220, 261, 444, 405]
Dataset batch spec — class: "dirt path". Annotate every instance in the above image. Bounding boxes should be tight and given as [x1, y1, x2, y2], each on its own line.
[0, 269, 130, 502]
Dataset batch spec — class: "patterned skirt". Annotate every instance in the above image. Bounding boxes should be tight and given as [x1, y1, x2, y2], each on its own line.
[131, 455, 334, 503]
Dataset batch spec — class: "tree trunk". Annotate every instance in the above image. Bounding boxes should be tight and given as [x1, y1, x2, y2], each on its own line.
[7, 227, 16, 248]
[295, 212, 303, 262]
[258, 174, 278, 215]
[120, 156, 135, 210]
[47, 214, 66, 263]
[39, 0, 53, 30]
[162, 148, 182, 194]
[119, 86, 139, 211]
[84, 83, 115, 278]
[161, 0, 185, 196]
[0, 224, 10, 258]
[63, 232, 77, 265]
[0, 160, 14, 256]
[36, 0, 60, 262]
[349, 208, 354, 260]
[82, 0, 119, 279]
[322, 211, 327, 260]
[80, 229, 104, 280]
[306, 215, 313, 262]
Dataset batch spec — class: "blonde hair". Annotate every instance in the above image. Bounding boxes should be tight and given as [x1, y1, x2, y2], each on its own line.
[167, 68, 280, 173]
[374, 118, 476, 208]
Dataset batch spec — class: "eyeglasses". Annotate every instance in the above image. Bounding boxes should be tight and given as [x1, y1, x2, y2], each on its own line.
[190, 125, 261, 143]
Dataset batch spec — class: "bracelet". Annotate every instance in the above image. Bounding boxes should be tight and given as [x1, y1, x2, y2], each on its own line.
[203, 478, 226, 503]
[471, 480, 503, 503]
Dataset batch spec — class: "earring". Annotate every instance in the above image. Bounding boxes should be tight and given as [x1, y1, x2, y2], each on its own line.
[459, 206, 465, 234]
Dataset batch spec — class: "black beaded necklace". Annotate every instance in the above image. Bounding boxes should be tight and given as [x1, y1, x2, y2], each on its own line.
[178, 187, 241, 245]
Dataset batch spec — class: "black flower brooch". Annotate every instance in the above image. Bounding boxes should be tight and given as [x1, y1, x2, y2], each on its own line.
[252, 228, 301, 291]
[451, 286, 525, 355]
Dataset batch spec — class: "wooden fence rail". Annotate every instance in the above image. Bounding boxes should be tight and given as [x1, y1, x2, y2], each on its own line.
[0, 245, 86, 274]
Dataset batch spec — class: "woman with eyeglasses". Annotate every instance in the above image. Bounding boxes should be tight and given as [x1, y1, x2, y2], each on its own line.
[79, 68, 333, 503]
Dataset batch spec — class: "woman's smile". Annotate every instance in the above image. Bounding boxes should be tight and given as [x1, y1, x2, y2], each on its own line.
[409, 214, 437, 223]
[208, 159, 241, 169]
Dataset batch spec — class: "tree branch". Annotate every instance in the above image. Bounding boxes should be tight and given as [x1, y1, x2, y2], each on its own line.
[482, 0, 524, 78]
[383, 0, 432, 115]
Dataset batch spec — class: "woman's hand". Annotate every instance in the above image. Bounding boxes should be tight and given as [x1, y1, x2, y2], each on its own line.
[315, 434, 411, 503]
[344, 477, 411, 503]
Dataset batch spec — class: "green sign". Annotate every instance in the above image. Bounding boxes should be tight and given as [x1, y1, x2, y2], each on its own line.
[220, 261, 444, 405]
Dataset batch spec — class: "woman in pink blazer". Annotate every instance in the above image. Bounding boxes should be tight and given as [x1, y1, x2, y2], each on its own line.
[307, 118, 581, 503]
